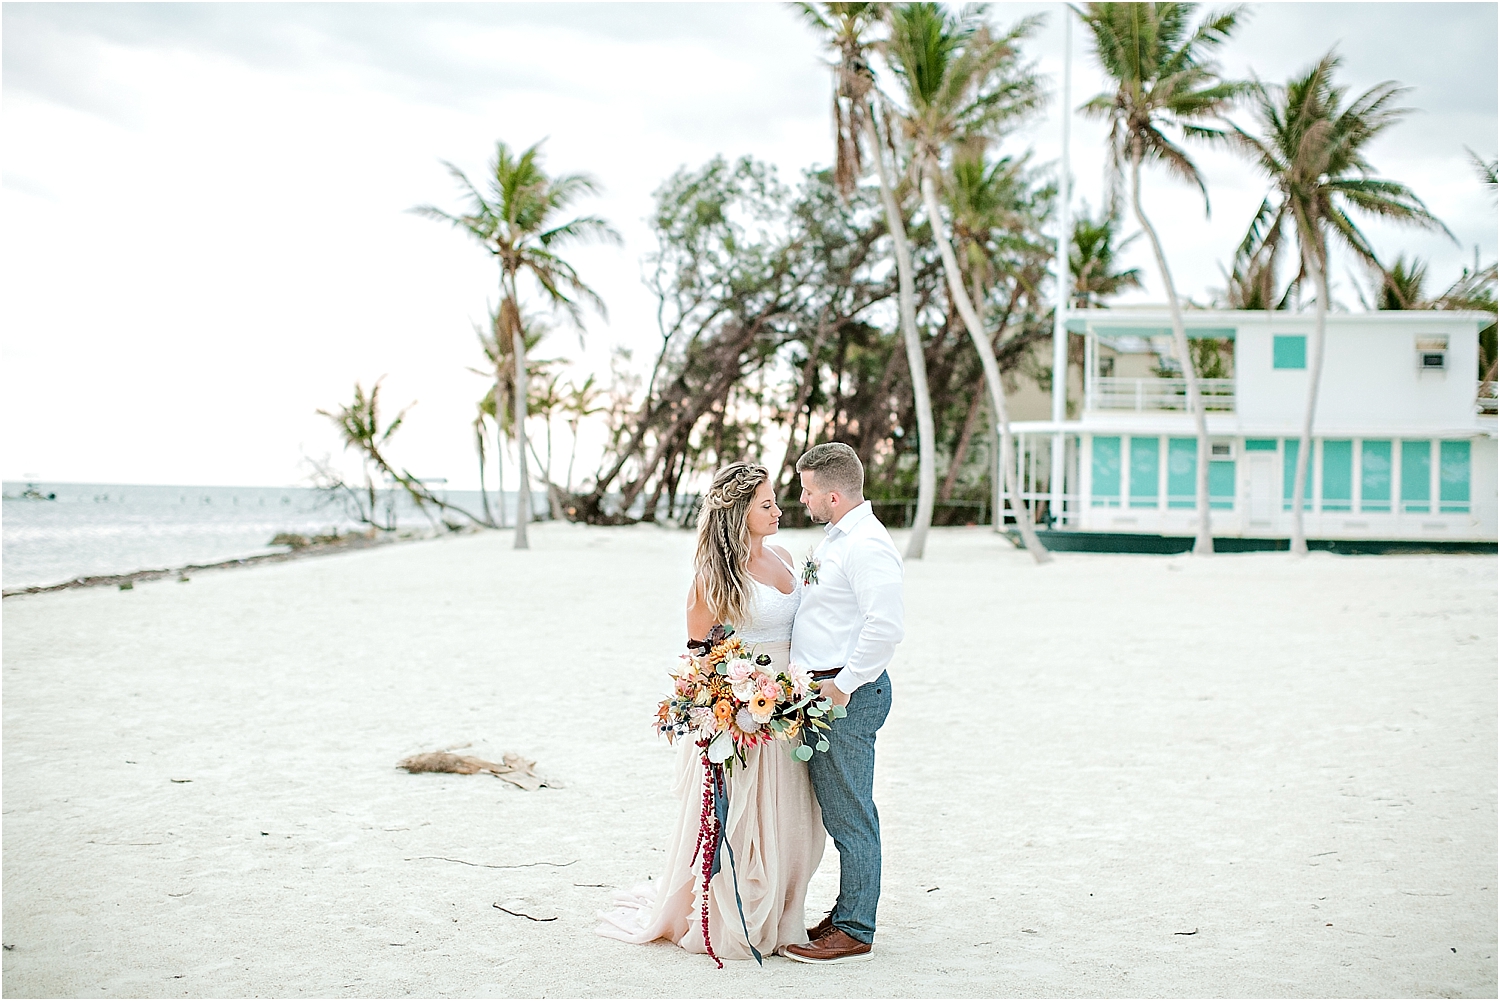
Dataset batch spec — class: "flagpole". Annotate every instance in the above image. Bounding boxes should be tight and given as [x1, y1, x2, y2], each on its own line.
[1049, 8, 1072, 530]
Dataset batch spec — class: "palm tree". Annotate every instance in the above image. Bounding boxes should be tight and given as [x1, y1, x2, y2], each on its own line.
[1076, 1, 1245, 555]
[561, 374, 605, 495]
[471, 406, 498, 528]
[413, 140, 619, 549]
[1375, 254, 1430, 310]
[319, 379, 488, 531]
[1467, 146, 1498, 195]
[470, 306, 557, 529]
[885, 2, 1051, 563]
[1070, 203, 1143, 307]
[1223, 52, 1450, 554]
[796, 1, 938, 560]
[943, 149, 1055, 504]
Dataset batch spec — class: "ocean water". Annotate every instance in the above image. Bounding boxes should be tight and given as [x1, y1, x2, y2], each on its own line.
[1, 482, 507, 590]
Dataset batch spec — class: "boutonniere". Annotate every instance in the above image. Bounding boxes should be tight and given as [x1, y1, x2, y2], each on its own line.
[800, 548, 821, 586]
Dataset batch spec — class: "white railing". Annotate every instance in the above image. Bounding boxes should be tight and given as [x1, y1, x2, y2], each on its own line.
[1478, 380, 1498, 415]
[1088, 377, 1236, 412]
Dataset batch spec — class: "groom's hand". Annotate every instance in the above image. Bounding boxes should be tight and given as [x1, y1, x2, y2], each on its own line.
[824, 679, 852, 708]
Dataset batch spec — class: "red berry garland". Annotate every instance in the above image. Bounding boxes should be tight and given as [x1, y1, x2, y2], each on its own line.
[692, 759, 723, 968]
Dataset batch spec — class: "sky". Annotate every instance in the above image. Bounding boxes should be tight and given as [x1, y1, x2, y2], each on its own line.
[3, 2, 1495, 489]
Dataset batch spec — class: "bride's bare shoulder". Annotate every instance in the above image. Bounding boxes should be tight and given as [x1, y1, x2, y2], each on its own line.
[685, 573, 715, 641]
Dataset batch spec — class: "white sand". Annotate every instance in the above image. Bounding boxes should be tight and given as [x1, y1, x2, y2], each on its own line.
[2, 524, 1495, 998]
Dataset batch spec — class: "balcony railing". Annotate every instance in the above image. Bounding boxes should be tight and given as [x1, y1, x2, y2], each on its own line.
[1478, 380, 1498, 415]
[1088, 376, 1236, 412]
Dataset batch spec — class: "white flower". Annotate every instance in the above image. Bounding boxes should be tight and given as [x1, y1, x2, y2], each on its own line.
[706, 731, 735, 763]
[787, 660, 813, 698]
[735, 707, 762, 733]
[689, 706, 716, 737]
[726, 657, 755, 684]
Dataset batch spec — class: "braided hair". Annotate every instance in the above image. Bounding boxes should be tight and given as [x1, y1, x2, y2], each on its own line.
[693, 461, 770, 629]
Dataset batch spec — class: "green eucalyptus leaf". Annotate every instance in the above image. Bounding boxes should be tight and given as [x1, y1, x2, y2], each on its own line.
[815, 739, 830, 753]
[831, 705, 848, 719]
[793, 744, 813, 761]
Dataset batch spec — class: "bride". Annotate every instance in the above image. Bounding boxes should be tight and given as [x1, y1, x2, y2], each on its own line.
[596, 461, 826, 961]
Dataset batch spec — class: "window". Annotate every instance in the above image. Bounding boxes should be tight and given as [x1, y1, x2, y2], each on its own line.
[1401, 440, 1430, 513]
[1440, 440, 1470, 513]
[1209, 457, 1236, 510]
[1416, 335, 1448, 372]
[1360, 440, 1391, 513]
[1273, 335, 1306, 370]
[1091, 437, 1121, 507]
[1168, 438, 1196, 508]
[1321, 440, 1352, 512]
[1282, 439, 1312, 510]
[1244, 438, 1277, 452]
[1129, 437, 1159, 508]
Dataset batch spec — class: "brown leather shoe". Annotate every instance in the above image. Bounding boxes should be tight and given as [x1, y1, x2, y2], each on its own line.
[806, 912, 834, 941]
[782, 928, 872, 964]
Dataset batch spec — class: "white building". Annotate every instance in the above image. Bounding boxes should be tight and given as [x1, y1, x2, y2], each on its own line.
[1007, 308, 1498, 552]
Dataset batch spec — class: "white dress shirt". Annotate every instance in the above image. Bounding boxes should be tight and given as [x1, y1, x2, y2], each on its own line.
[790, 500, 905, 695]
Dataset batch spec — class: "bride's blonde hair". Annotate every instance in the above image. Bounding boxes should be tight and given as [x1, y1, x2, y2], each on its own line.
[694, 461, 770, 628]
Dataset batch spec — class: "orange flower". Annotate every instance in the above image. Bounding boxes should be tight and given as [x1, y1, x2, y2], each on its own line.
[713, 700, 734, 724]
[707, 638, 744, 667]
[748, 692, 775, 724]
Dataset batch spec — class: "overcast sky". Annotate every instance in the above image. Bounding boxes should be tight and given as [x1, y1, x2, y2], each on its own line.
[3, 2, 1495, 488]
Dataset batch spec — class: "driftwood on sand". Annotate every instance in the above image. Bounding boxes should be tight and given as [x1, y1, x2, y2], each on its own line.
[396, 751, 547, 791]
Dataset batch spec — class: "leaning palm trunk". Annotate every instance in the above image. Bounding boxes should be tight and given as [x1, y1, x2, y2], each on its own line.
[920, 166, 1051, 565]
[865, 109, 936, 559]
[473, 418, 496, 527]
[1289, 238, 1328, 556]
[1130, 156, 1213, 554]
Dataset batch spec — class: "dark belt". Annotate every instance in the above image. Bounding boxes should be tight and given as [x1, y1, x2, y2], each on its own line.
[810, 668, 842, 680]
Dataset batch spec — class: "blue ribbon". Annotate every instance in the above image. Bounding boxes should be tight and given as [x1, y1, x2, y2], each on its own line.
[708, 762, 763, 965]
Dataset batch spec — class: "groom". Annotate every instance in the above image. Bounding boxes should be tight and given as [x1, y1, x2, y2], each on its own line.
[783, 442, 904, 965]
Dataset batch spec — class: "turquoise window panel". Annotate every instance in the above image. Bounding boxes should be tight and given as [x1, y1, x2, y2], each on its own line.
[1360, 440, 1391, 512]
[1401, 440, 1431, 512]
[1282, 439, 1313, 510]
[1209, 460, 1235, 510]
[1244, 438, 1277, 452]
[1167, 438, 1196, 508]
[1091, 436, 1121, 507]
[1273, 335, 1306, 369]
[1440, 440, 1470, 513]
[1129, 437, 1159, 508]
[1321, 440, 1353, 512]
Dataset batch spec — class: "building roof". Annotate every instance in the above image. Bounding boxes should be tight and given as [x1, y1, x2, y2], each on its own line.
[1065, 308, 1493, 336]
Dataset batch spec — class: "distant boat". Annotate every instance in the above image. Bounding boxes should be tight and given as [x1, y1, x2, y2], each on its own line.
[12, 483, 57, 501]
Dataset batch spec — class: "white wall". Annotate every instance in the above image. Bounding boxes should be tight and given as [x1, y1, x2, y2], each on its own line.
[1235, 314, 1484, 431]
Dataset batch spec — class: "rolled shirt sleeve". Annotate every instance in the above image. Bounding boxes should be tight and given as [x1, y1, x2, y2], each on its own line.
[832, 537, 905, 695]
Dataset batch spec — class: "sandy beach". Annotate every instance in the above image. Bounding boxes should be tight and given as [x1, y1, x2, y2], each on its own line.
[2, 523, 1495, 998]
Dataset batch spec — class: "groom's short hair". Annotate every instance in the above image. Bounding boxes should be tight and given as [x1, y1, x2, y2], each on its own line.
[796, 443, 864, 497]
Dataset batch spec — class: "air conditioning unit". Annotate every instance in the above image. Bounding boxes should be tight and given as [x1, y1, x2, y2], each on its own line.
[1416, 335, 1448, 371]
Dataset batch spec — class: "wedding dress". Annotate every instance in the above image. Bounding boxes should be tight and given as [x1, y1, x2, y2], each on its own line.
[596, 561, 826, 961]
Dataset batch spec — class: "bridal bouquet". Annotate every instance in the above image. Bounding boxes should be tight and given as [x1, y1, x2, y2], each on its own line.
[655, 624, 844, 772]
[654, 624, 846, 967]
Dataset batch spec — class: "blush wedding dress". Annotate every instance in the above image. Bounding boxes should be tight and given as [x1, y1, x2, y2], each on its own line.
[596, 559, 826, 961]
